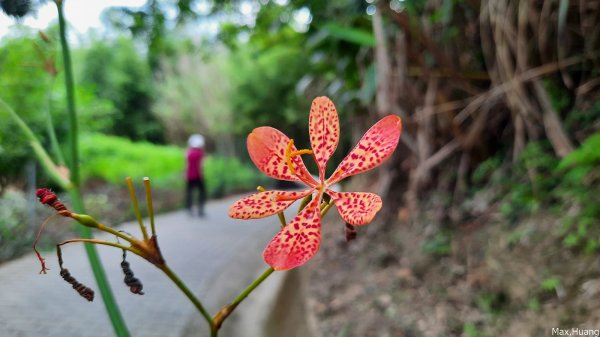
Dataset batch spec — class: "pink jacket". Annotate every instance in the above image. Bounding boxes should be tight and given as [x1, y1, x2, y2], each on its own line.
[186, 148, 204, 181]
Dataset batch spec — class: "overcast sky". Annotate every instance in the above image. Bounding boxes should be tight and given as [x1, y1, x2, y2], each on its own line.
[0, 0, 146, 38]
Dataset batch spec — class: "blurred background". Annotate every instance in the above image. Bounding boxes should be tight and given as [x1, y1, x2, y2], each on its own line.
[1, 0, 600, 336]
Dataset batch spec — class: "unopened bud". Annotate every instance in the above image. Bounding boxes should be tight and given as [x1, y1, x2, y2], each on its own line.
[70, 213, 100, 229]
[345, 223, 357, 242]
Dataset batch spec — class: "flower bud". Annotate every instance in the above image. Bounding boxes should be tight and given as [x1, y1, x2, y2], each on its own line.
[70, 213, 100, 229]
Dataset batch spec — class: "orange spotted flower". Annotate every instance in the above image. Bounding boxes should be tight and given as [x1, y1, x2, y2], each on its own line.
[229, 96, 402, 270]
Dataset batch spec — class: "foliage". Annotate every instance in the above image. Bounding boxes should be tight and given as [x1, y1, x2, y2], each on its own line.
[101, 0, 197, 70]
[79, 133, 265, 198]
[226, 41, 311, 138]
[463, 323, 486, 337]
[0, 34, 51, 185]
[556, 133, 600, 252]
[422, 230, 452, 256]
[152, 51, 233, 147]
[79, 37, 163, 142]
[471, 154, 503, 185]
[0, 189, 76, 263]
[558, 133, 600, 169]
[204, 155, 268, 198]
[540, 276, 560, 292]
[499, 142, 560, 221]
[495, 132, 600, 252]
[0, 189, 34, 262]
[80, 133, 182, 189]
[0, 31, 115, 188]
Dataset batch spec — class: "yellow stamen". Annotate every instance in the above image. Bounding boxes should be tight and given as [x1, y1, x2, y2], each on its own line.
[290, 149, 313, 156]
[256, 186, 266, 192]
[285, 139, 313, 176]
[285, 139, 296, 175]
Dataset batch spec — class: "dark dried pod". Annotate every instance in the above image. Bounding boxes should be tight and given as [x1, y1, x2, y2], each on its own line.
[0, 0, 31, 18]
[121, 252, 144, 295]
[36, 188, 67, 212]
[59, 268, 94, 302]
[345, 223, 357, 242]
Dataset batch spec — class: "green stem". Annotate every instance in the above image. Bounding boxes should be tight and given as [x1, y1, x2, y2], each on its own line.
[157, 264, 213, 326]
[68, 190, 131, 337]
[230, 267, 274, 308]
[44, 77, 65, 165]
[126, 177, 149, 241]
[0, 96, 71, 190]
[55, 1, 130, 336]
[276, 212, 286, 228]
[321, 198, 335, 217]
[143, 178, 157, 236]
[55, 1, 78, 182]
[95, 223, 137, 245]
[58, 237, 142, 256]
[212, 267, 274, 335]
[298, 194, 312, 214]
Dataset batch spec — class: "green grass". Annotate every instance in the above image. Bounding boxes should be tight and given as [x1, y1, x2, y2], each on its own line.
[80, 133, 265, 197]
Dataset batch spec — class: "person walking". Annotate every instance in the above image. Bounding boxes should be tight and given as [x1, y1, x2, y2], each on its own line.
[185, 134, 206, 217]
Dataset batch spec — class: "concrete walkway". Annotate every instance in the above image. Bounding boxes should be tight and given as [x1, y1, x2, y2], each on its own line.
[0, 195, 286, 337]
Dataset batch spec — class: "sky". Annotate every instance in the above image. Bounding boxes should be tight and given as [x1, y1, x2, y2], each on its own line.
[0, 0, 146, 38]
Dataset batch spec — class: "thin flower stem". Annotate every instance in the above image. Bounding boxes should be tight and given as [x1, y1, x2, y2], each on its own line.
[95, 223, 137, 245]
[143, 178, 157, 236]
[298, 194, 312, 213]
[126, 177, 149, 241]
[321, 198, 335, 217]
[157, 264, 213, 327]
[230, 267, 274, 308]
[276, 212, 287, 228]
[58, 238, 143, 256]
[212, 267, 276, 333]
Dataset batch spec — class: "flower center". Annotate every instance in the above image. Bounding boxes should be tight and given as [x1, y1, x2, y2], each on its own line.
[285, 139, 313, 175]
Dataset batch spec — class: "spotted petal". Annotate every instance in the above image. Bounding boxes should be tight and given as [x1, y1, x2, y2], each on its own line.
[327, 190, 382, 226]
[309, 96, 340, 180]
[263, 193, 322, 271]
[247, 127, 317, 186]
[327, 115, 402, 185]
[229, 190, 313, 219]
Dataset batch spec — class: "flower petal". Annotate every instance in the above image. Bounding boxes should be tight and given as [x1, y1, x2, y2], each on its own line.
[328, 190, 382, 226]
[247, 127, 317, 185]
[229, 190, 313, 219]
[263, 193, 322, 270]
[309, 96, 340, 180]
[327, 115, 402, 185]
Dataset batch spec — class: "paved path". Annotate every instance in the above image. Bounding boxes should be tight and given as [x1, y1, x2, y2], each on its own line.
[0, 195, 284, 337]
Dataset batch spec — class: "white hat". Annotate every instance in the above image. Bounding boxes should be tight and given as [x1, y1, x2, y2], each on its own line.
[188, 134, 205, 148]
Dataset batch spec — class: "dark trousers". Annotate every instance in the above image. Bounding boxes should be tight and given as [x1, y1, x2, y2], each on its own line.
[185, 179, 206, 215]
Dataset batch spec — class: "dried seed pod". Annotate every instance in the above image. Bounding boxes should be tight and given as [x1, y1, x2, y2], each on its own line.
[121, 251, 144, 295]
[36, 188, 67, 212]
[59, 268, 94, 302]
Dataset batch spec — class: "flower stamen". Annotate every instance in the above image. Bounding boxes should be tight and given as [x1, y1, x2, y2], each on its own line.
[285, 139, 313, 175]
